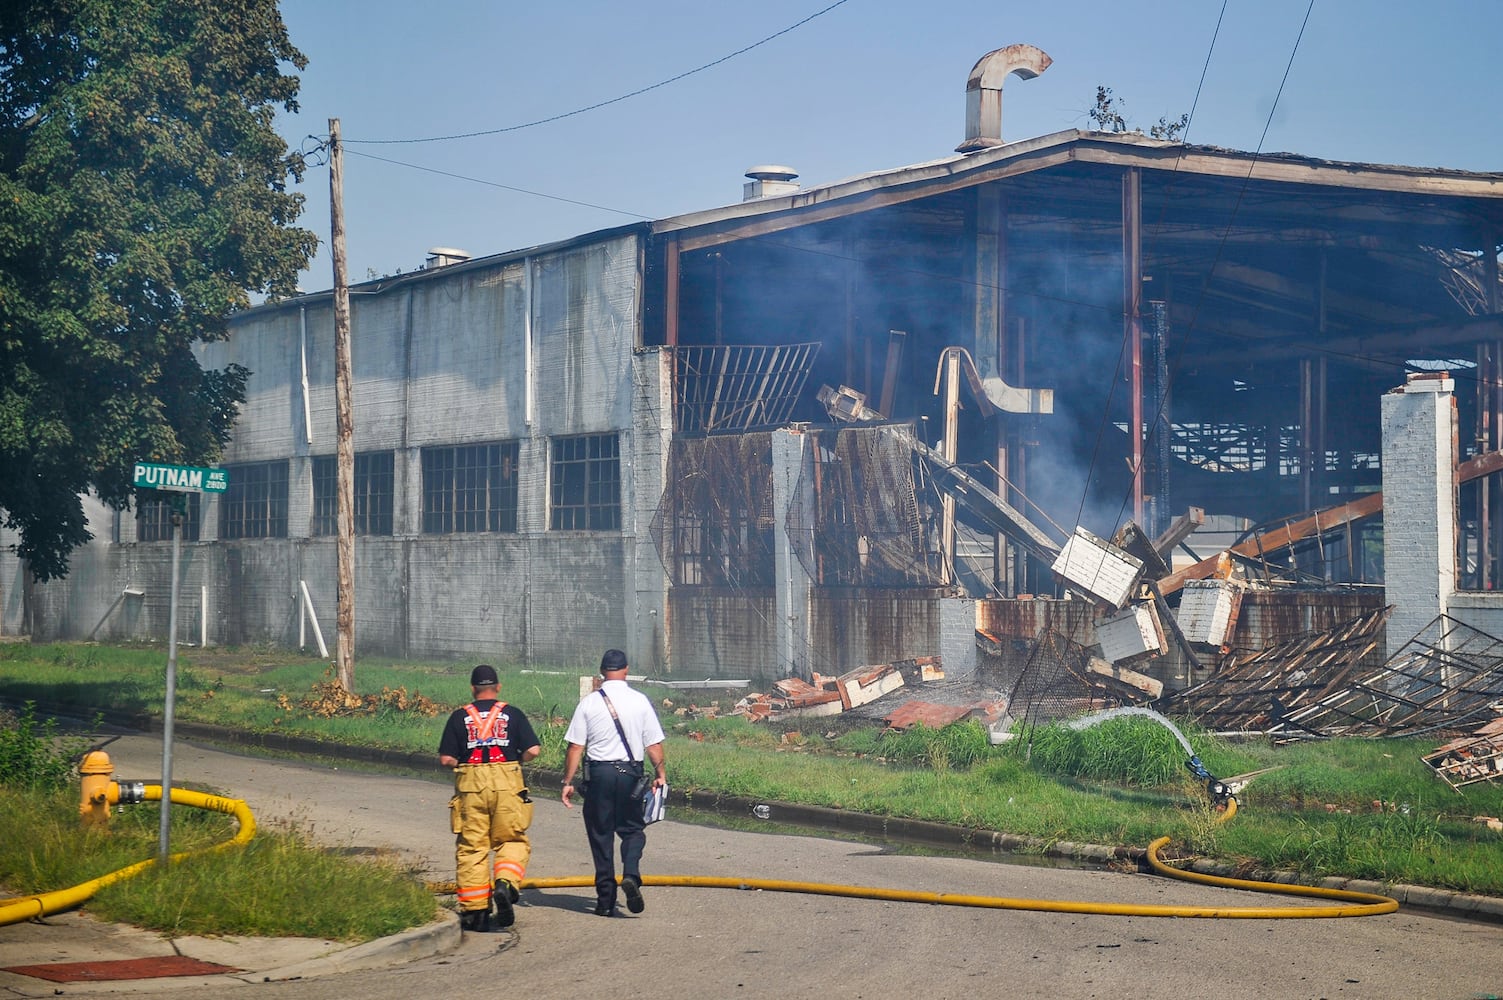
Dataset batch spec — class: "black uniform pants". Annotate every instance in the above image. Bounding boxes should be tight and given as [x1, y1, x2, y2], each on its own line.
[582, 760, 646, 910]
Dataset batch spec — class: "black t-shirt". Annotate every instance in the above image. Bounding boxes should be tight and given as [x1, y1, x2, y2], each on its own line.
[439, 699, 540, 764]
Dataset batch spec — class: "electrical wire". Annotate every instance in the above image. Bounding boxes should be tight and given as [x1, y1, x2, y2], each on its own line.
[1090, 0, 1320, 544]
[345, 148, 652, 219]
[342, 1, 852, 146]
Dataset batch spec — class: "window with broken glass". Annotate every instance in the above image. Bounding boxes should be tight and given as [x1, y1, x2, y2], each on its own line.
[136, 493, 200, 542]
[421, 442, 519, 534]
[653, 435, 775, 587]
[550, 433, 621, 531]
[220, 461, 289, 539]
[312, 451, 395, 536]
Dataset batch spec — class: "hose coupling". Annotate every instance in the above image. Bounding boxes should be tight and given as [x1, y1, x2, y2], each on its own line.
[115, 780, 148, 805]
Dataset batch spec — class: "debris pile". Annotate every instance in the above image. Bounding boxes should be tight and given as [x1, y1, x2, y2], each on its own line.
[1424, 718, 1503, 791]
[729, 658, 942, 722]
[1163, 605, 1391, 732]
[1163, 610, 1503, 789]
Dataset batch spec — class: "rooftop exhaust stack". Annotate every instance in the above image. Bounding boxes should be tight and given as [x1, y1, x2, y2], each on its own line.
[743, 165, 799, 201]
[956, 44, 1052, 153]
[426, 247, 471, 269]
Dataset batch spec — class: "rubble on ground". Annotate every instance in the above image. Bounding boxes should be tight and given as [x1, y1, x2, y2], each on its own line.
[729, 657, 945, 722]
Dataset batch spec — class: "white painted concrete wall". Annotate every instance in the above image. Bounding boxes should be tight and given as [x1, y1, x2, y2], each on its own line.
[1380, 374, 1456, 655]
[4, 233, 661, 669]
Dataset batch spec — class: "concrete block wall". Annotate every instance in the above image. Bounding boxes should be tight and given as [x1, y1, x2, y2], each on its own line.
[1380, 373, 1457, 655]
[8, 233, 656, 669]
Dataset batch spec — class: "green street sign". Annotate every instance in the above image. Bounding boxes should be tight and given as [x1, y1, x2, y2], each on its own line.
[133, 461, 229, 494]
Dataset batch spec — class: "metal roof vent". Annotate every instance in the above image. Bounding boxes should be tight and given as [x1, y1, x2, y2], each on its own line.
[426, 247, 472, 269]
[743, 165, 800, 201]
[956, 44, 1052, 153]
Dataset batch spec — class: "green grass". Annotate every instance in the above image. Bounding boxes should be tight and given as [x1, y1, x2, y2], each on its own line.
[0, 684, 441, 941]
[0, 782, 437, 941]
[3, 641, 1503, 914]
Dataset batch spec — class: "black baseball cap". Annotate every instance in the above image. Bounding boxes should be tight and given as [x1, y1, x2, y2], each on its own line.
[470, 664, 500, 687]
[599, 649, 629, 673]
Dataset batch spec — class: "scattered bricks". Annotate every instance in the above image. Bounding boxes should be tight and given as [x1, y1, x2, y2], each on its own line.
[836, 662, 904, 710]
[775, 677, 822, 698]
[884, 701, 975, 730]
[883, 698, 1010, 731]
[970, 699, 1010, 725]
[776, 692, 846, 718]
[730, 694, 777, 722]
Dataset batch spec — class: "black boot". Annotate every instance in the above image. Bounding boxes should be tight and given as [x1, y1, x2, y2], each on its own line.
[492, 882, 517, 928]
[459, 909, 488, 932]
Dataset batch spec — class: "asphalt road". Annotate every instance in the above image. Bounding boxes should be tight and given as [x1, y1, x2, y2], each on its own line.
[92, 732, 1503, 1000]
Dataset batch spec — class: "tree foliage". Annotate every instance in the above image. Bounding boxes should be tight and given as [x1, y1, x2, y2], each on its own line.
[1088, 85, 1189, 142]
[0, 0, 316, 580]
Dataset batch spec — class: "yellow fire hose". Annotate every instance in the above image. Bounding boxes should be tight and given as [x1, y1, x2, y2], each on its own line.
[0, 786, 256, 927]
[517, 799, 1398, 919]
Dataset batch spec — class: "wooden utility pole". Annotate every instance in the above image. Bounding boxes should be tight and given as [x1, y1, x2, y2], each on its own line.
[329, 118, 356, 691]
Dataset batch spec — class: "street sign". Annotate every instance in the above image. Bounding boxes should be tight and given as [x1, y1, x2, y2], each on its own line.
[132, 461, 229, 493]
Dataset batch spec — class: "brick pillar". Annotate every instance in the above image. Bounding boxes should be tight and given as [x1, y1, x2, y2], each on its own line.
[1380, 373, 1457, 655]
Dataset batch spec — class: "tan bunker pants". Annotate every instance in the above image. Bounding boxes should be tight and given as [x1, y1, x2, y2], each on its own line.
[450, 762, 533, 912]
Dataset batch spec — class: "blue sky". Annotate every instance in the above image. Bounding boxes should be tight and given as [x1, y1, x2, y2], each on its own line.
[276, 0, 1501, 287]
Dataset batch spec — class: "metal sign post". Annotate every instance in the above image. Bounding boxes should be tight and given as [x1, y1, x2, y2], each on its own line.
[132, 461, 228, 860]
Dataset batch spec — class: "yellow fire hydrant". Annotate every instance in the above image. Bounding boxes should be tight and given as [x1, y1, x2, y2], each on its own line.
[79, 750, 117, 827]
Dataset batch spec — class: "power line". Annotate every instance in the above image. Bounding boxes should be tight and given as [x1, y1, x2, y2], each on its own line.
[342, 0, 852, 146]
[346, 149, 652, 219]
[1090, 0, 1320, 539]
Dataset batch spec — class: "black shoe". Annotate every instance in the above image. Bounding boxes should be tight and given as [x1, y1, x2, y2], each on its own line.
[492, 883, 517, 928]
[460, 909, 488, 932]
[593, 902, 619, 917]
[622, 875, 644, 914]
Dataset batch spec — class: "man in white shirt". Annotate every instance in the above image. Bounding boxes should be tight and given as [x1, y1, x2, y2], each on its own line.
[560, 649, 667, 917]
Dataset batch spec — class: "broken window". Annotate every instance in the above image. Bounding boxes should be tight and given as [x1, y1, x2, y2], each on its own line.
[672, 343, 820, 433]
[788, 426, 945, 588]
[651, 434, 775, 588]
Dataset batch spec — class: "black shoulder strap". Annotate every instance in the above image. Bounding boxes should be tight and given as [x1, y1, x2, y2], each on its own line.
[598, 689, 636, 762]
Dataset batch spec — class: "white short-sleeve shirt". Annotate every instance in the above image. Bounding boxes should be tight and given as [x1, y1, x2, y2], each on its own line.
[564, 678, 666, 761]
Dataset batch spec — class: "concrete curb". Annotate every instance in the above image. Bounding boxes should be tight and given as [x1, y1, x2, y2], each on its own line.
[249, 912, 462, 982]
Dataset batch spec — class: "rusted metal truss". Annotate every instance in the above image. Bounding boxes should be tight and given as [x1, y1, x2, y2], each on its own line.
[1162, 606, 1391, 733]
[1424, 246, 1503, 317]
[1158, 494, 1384, 595]
[671, 343, 820, 433]
[1279, 615, 1503, 738]
[1423, 728, 1503, 790]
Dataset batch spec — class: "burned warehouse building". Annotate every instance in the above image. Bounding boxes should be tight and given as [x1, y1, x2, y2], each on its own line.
[5, 45, 1503, 700]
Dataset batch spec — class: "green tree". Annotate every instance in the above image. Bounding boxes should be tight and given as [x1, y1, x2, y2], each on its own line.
[0, 0, 316, 580]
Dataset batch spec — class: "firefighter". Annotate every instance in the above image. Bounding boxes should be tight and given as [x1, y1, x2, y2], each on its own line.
[438, 664, 541, 931]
